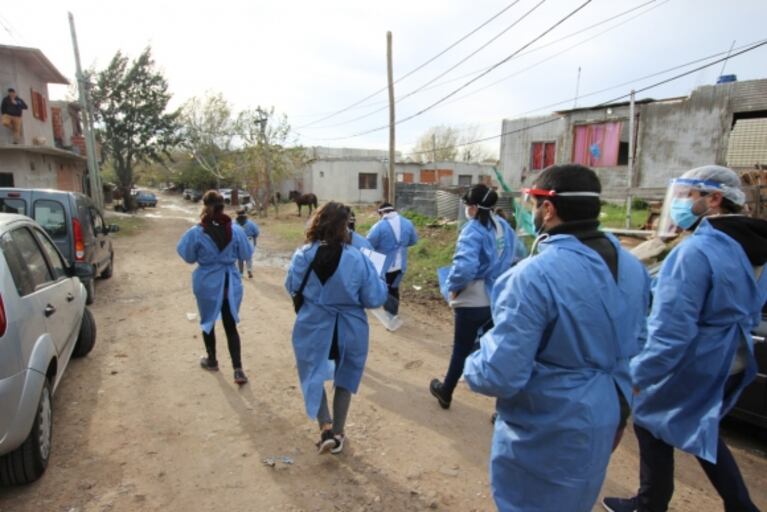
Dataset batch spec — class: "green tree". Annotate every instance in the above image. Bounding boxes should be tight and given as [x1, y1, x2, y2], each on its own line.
[235, 106, 305, 216]
[179, 93, 236, 186]
[90, 47, 180, 211]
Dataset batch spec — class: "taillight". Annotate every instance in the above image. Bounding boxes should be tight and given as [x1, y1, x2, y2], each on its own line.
[72, 218, 85, 261]
[0, 294, 6, 337]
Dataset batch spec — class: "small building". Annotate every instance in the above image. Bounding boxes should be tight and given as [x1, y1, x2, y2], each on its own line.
[499, 78, 767, 199]
[0, 44, 88, 192]
[280, 146, 496, 204]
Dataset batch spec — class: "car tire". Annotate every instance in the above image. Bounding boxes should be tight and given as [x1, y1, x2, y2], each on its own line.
[0, 379, 52, 485]
[101, 254, 114, 279]
[72, 307, 97, 358]
[85, 277, 95, 305]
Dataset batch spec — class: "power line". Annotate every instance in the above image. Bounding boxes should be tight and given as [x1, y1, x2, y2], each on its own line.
[328, 0, 594, 141]
[403, 38, 767, 158]
[304, 0, 662, 131]
[296, 0, 524, 128]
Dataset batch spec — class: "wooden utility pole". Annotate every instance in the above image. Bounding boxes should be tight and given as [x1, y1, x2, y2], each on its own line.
[625, 89, 636, 228]
[387, 31, 395, 204]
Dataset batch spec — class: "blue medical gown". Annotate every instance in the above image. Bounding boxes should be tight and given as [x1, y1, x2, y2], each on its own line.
[632, 220, 767, 462]
[445, 216, 516, 296]
[350, 231, 372, 250]
[241, 219, 260, 242]
[464, 234, 650, 512]
[177, 224, 253, 334]
[285, 243, 388, 418]
[366, 215, 418, 285]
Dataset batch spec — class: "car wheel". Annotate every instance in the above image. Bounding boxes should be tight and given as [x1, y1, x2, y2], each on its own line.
[0, 379, 52, 485]
[72, 307, 97, 358]
[101, 254, 114, 279]
[85, 277, 95, 305]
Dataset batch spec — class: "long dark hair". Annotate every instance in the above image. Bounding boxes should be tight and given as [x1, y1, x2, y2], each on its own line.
[200, 190, 225, 221]
[463, 184, 498, 228]
[305, 201, 349, 247]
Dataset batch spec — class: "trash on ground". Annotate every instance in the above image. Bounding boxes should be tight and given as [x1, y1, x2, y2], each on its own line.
[185, 312, 197, 321]
[262, 455, 294, 467]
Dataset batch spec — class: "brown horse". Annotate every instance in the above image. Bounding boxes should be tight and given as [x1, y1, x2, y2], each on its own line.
[288, 190, 318, 217]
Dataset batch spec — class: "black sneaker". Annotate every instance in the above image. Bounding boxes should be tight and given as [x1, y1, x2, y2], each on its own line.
[317, 429, 336, 454]
[200, 357, 219, 371]
[430, 379, 451, 409]
[234, 368, 248, 385]
[602, 496, 638, 512]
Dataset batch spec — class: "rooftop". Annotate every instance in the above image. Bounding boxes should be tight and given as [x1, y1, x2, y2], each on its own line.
[0, 44, 69, 84]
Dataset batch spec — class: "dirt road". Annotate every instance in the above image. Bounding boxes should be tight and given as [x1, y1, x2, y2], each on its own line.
[1, 194, 765, 511]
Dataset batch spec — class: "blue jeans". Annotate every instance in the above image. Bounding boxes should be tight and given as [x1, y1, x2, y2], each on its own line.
[442, 306, 492, 397]
[635, 373, 759, 512]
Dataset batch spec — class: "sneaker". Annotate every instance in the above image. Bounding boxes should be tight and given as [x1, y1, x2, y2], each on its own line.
[247, 271, 253, 279]
[200, 356, 219, 371]
[602, 496, 638, 512]
[330, 434, 345, 454]
[317, 429, 336, 455]
[430, 379, 451, 409]
[234, 368, 248, 385]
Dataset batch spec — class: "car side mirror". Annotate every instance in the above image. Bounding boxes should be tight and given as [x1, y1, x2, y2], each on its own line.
[108, 224, 120, 233]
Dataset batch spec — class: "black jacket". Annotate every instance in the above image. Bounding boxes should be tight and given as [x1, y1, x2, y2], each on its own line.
[1, 96, 27, 117]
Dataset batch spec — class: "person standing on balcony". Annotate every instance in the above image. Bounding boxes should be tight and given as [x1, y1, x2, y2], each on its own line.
[1, 89, 27, 144]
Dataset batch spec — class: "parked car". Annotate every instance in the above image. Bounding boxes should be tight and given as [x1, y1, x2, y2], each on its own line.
[183, 189, 202, 202]
[0, 189, 119, 305]
[730, 310, 767, 427]
[133, 190, 158, 208]
[220, 188, 251, 205]
[0, 213, 96, 485]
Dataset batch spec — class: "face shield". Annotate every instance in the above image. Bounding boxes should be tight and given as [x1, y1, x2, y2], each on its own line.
[656, 178, 726, 238]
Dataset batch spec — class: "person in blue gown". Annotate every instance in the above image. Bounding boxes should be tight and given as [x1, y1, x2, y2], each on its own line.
[177, 190, 253, 385]
[464, 165, 650, 512]
[429, 184, 516, 410]
[235, 208, 260, 278]
[603, 165, 767, 512]
[285, 201, 387, 455]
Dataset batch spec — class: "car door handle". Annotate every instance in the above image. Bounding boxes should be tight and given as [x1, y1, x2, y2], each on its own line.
[66, 293, 74, 302]
[44, 304, 57, 317]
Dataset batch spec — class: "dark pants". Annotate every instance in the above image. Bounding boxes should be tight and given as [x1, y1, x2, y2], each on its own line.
[384, 270, 401, 316]
[202, 294, 242, 369]
[442, 306, 492, 397]
[635, 374, 758, 512]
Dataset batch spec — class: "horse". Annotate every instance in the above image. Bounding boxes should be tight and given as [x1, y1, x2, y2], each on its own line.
[288, 190, 318, 217]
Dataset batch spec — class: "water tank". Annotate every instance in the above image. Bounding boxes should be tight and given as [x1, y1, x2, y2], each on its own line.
[717, 74, 737, 84]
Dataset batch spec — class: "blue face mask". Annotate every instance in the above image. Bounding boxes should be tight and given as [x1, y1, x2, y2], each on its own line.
[670, 198, 700, 230]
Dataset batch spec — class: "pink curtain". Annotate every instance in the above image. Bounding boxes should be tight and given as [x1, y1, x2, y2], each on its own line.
[572, 122, 622, 167]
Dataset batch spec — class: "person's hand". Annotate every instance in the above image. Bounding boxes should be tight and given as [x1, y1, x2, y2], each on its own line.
[449, 291, 458, 301]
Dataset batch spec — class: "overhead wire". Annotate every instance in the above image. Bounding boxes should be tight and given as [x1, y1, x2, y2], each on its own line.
[296, 0, 524, 128]
[321, 0, 594, 141]
[401, 38, 767, 158]
[303, 0, 662, 130]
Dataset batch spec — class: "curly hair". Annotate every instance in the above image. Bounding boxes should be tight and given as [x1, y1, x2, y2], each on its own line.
[305, 201, 349, 247]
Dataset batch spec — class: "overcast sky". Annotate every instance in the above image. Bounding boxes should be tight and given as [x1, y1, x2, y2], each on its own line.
[1, 0, 765, 157]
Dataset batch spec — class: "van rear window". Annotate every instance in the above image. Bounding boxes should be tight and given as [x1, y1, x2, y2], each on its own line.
[34, 200, 68, 239]
[0, 198, 26, 215]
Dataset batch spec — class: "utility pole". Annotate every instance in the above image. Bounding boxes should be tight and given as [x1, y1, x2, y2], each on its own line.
[625, 89, 636, 229]
[256, 107, 270, 217]
[386, 31, 396, 204]
[68, 12, 103, 209]
[573, 66, 581, 108]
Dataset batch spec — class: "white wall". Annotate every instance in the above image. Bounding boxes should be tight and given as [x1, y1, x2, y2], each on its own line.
[310, 159, 385, 203]
[0, 150, 57, 188]
[0, 56, 54, 147]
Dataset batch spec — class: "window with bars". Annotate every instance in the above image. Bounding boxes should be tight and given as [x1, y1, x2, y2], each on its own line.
[530, 142, 556, 170]
[358, 173, 378, 190]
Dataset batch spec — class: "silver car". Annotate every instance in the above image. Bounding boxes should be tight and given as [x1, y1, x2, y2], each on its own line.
[0, 214, 96, 485]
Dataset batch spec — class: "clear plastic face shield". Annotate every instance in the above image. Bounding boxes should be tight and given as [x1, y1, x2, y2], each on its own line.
[657, 178, 725, 238]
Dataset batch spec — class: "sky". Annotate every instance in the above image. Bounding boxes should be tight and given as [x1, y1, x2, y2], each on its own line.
[1, 0, 765, 158]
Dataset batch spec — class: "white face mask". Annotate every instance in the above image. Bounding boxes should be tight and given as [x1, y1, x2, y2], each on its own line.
[464, 206, 474, 219]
